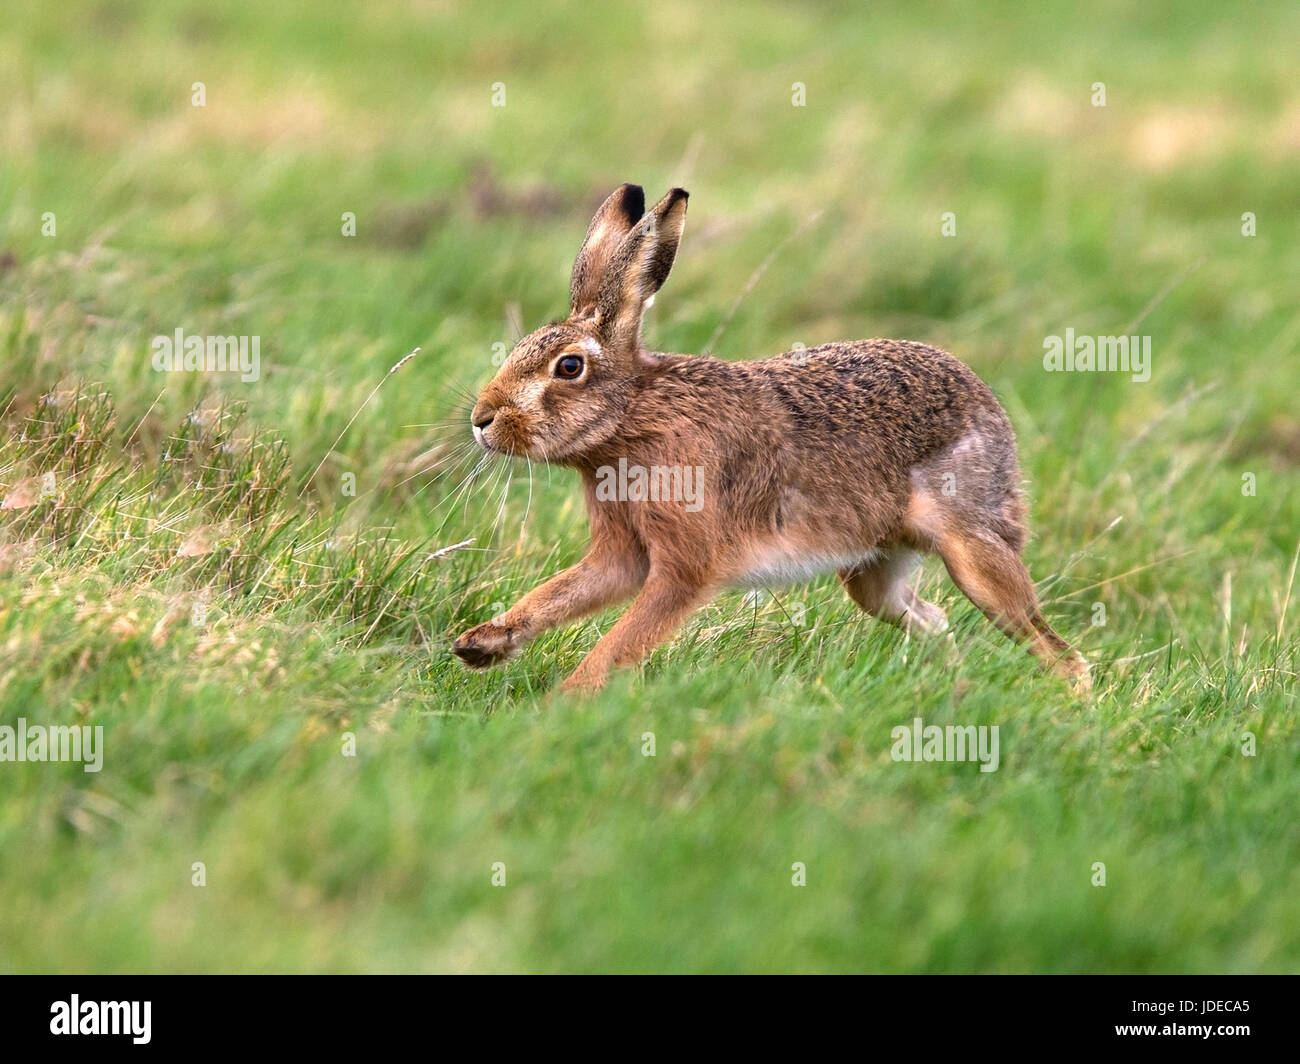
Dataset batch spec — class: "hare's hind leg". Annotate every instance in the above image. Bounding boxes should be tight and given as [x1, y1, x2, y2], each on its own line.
[932, 524, 1090, 690]
[839, 549, 948, 635]
[904, 428, 1090, 691]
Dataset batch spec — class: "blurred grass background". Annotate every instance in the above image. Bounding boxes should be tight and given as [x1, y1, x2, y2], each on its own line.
[0, 0, 1296, 971]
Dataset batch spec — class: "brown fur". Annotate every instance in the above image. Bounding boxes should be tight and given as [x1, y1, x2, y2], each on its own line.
[452, 185, 1090, 694]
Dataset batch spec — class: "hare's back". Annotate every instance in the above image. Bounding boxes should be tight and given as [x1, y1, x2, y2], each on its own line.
[759, 339, 1013, 459]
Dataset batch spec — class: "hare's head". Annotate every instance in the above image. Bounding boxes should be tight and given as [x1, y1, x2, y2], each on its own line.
[469, 183, 688, 461]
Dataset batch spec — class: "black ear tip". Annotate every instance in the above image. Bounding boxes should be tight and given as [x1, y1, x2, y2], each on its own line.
[617, 184, 646, 224]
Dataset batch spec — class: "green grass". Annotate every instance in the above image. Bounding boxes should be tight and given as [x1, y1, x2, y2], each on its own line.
[0, 0, 1297, 972]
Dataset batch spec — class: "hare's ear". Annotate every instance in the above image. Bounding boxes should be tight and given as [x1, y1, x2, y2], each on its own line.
[569, 183, 645, 319]
[594, 188, 688, 353]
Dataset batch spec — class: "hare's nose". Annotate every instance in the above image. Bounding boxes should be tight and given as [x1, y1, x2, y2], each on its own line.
[471, 408, 495, 430]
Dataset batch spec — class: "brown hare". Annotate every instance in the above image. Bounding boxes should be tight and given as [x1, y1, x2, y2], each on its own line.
[451, 184, 1090, 694]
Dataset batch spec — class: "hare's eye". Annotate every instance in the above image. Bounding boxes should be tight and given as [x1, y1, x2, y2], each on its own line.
[554, 355, 584, 379]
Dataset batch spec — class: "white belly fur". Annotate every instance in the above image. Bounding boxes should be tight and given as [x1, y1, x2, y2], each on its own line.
[733, 546, 883, 589]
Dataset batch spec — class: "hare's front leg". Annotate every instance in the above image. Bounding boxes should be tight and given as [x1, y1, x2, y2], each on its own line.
[560, 573, 707, 694]
[451, 550, 645, 669]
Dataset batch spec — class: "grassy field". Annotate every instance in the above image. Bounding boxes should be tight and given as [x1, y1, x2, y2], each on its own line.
[0, 0, 1297, 972]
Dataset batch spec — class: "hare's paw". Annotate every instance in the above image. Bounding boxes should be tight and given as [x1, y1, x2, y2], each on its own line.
[1063, 652, 1093, 698]
[558, 665, 607, 696]
[903, 598, 949, 635]
[451, 620, 522, 669]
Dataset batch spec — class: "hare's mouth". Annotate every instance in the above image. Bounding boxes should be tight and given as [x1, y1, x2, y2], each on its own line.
[470, 413, 511, 454]
[472, 419, 531, 458]
[472, 429, 511, 456]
